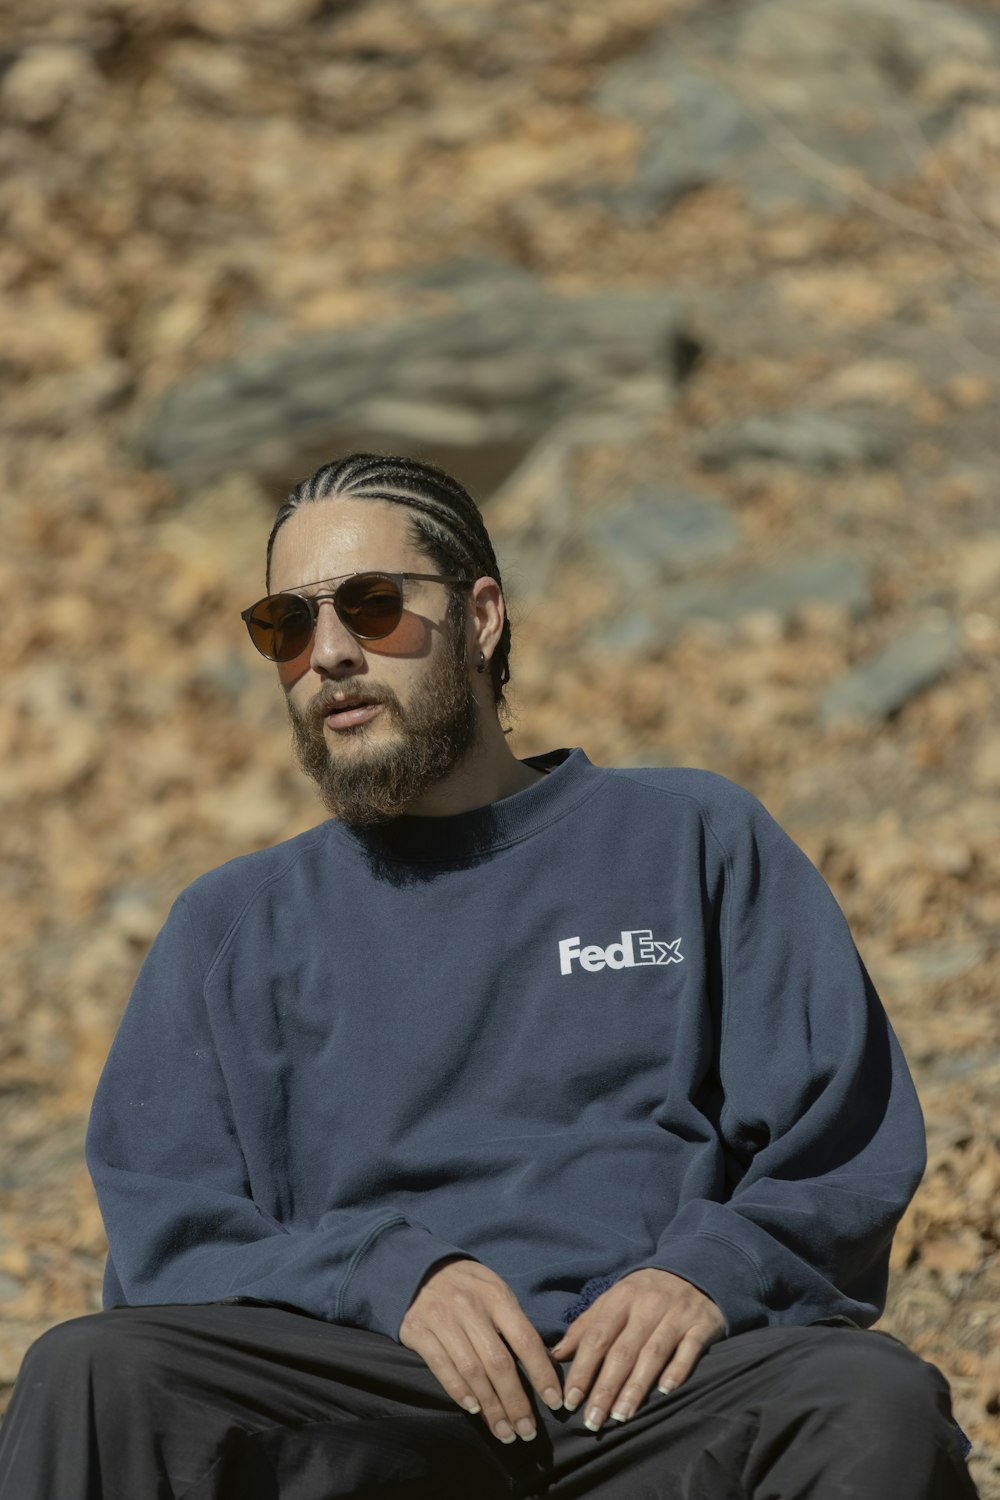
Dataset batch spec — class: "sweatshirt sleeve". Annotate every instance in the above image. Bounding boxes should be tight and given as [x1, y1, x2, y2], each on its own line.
[624, 788, 926, 1336]
[85, 893, 472, 1341]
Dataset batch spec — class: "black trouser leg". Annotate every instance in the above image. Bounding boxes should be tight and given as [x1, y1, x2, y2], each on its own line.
[530, 1325, 980, 1499]
[0, 1303, 520, 1500]
[741, 1326, 977, 1500]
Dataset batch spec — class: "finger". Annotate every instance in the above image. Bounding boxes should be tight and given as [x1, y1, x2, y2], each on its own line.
[657, 1323, 721, 1395]
[441, 1322, 532, 1445]
[464, 1320, 545, 1444]
[549, 1327, 579, 1360]
[576, 1319, 677, 1432]
[406, 1314, 530, 1445]
[405, 1325, 490, 1419]
[498, 1311, 564, 1414]
[603, 1327, 685, 1425]
[560, 1308, 628, 1415]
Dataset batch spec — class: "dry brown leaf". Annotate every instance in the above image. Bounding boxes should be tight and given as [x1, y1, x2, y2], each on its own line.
[920, 1231, 991, 1276]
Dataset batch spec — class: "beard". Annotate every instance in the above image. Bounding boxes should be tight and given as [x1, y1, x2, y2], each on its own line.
[287, 624, 480, 826]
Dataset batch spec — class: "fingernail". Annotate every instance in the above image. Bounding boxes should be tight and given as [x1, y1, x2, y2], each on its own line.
[494, 1420, 516, 1444]
[543, 1386, 562, 1410]
[584, 1405, 605, 1432]
[462, 1397, 481, 1414]
[563, 1386, 584, 1412]
[516, 1418, 537, 1441]
[610, 1401, 633, 1423]
[657, 1380, 676, 1396]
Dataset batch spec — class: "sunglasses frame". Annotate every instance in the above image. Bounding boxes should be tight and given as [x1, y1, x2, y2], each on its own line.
[240, 571, 472, 661]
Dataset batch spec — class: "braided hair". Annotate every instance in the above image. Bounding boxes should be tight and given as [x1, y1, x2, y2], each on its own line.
[265, 453, 512, 711]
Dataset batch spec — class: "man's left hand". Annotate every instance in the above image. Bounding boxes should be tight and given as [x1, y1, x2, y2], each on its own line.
[548, 1268, 725, 1431]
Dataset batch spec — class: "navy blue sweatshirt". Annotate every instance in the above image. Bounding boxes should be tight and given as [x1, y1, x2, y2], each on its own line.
[86, 748, 926, 1345]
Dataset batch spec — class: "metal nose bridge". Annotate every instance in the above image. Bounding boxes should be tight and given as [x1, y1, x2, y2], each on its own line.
[311, 591, 344, 614]
[307, 589, 362, 643]
[295, 571, 366, 626]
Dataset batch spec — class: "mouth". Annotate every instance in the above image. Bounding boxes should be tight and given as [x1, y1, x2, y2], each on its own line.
[321, 695, 385, 732]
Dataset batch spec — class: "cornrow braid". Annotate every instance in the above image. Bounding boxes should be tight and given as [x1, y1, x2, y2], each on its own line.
[265, 453, 512, 711]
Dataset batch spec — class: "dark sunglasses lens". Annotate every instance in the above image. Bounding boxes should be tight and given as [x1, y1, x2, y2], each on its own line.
[336, 575, 404, 638]
[247, 595, 314, 661]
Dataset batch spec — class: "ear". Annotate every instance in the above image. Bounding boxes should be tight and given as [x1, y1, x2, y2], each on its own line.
[466, 576, 505, 669]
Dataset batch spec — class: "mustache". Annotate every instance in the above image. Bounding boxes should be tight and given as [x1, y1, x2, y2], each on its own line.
[304, 680, 403, 730]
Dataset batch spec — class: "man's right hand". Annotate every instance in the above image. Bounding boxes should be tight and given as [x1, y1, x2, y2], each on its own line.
[399, 1257, 564, 1444]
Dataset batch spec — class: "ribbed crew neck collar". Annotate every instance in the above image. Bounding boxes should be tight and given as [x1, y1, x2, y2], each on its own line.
[328, 746, 605, 865]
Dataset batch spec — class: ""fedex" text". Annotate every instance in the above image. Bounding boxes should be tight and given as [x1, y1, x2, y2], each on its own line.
[558, 930, 684, 976]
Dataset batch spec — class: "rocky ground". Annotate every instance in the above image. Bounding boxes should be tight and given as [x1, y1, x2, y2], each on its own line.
[1, 0, 999, 1490]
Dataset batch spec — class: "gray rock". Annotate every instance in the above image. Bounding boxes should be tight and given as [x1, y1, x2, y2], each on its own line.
[385, 256, 541, 297]
[925, 1041, 1000, 1080]
[0, 1273, 22, 1304]
[107, 887, 165, 946]
[697, 412, 894, 470]
[131, 277, 679, 492]
[736, 0, 998, 209]
[819, 614, 963, 723]
[0, 1117, 85, 1192]
[741, 0, 997, 81]
[665, 552, 870, 626]
[195, 650, 256, 703]
[587, 488, 742, 584]
[593, 54, 757, 218]
[591, 0, 999, 220]
[490, 432, 576, 603]
[594, 26, 748, 137]
[591, 552, 871, 652]
[489, 396, 669, 604]
[894, 942, 991, 991]
[590, 611, 665, 654]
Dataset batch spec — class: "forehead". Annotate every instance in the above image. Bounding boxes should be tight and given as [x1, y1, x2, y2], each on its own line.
[268, 496, 420, 589]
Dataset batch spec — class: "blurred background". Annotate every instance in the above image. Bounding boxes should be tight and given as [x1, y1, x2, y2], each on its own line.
[1, 0, 998, 1487]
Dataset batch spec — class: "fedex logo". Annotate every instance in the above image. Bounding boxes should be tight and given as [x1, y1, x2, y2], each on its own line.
[558, 930, 684, 976]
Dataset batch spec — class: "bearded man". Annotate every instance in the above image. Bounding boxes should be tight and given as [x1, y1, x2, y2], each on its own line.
[0, 454, 979, 1499]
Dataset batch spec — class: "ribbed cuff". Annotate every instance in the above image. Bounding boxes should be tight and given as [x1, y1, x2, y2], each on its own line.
[626, 1232, 770, 1338]
[337, 1217, 476, 1340]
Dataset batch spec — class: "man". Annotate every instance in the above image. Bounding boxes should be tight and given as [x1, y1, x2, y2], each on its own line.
[0, 453, 979, 1498]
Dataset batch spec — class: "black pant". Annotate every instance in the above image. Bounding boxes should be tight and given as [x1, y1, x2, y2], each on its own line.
[0, 1303, 979, 1499]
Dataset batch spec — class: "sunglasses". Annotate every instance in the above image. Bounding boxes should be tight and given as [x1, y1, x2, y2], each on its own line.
[240, 571, 471, 661]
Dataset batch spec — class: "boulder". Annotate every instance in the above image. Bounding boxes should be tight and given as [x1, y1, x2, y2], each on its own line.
[819, 613, 963, 723]
[131, 274, 681, 494]
[591, 0, 1000, 218]
[697, 412, 894, 470]
[587, 487, 742, 584]
[591, 552, 870, 653]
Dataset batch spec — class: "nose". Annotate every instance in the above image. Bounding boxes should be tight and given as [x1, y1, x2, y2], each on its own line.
[309, 598, 366, 678]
